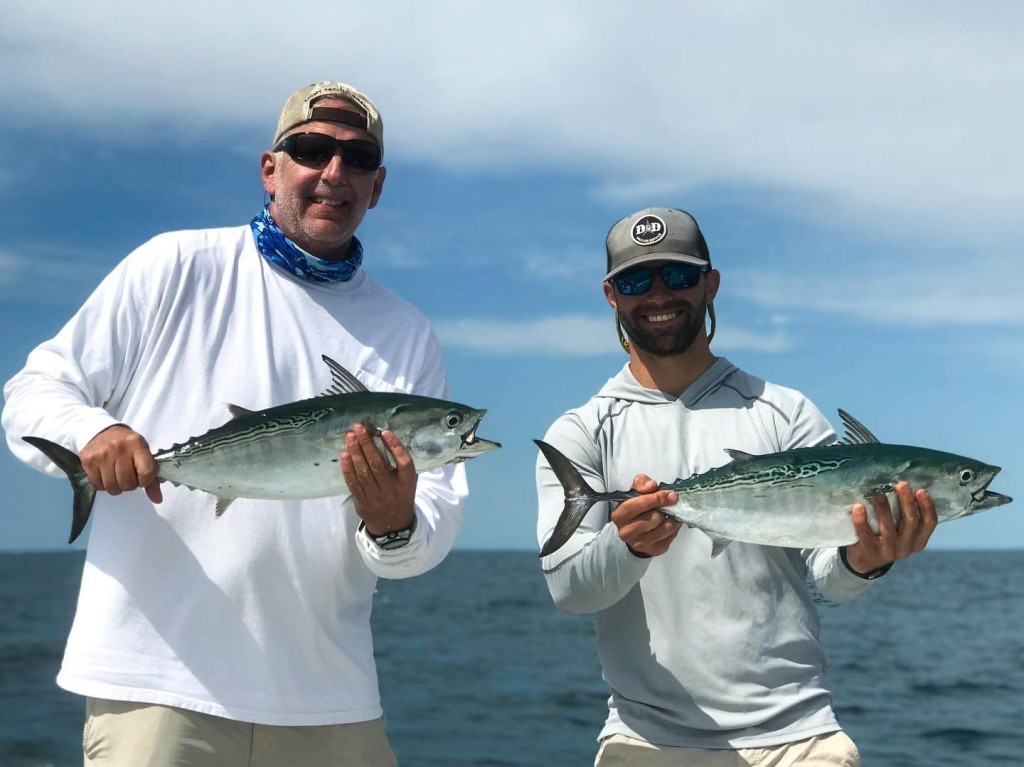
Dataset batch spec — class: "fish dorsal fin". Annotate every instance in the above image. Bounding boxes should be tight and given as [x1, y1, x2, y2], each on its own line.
[227, 404, 257, 419]
[837, 409, 881, 445]
[724, 448, 756, 461]
[321, 355, 369, 396]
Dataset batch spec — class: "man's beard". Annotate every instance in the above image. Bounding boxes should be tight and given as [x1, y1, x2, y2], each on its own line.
[619, 297, 708, 357]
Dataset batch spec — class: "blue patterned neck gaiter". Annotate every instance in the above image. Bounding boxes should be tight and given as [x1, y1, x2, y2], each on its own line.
[250, 205, 363, 283]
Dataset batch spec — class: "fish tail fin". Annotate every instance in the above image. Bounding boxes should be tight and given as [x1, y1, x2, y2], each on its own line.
[535, 439, 601, 558]
[22, 436, 96, 544]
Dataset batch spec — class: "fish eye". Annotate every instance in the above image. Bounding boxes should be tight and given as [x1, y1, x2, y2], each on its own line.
[445, 412, 463, 429]
[959, 469, 975, 485]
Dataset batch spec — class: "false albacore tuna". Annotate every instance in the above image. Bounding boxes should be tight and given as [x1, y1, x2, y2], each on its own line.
[536, 410, 1011, 558]
[23, 355, 501, 544]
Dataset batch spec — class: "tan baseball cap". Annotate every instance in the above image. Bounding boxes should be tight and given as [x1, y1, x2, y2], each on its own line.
[605, 208, 711, 281]
[273, 81, 384, 151]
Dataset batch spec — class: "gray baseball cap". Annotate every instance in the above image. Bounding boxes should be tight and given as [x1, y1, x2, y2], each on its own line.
[605, 208, 711, 280]
[273, 81, 384, 150]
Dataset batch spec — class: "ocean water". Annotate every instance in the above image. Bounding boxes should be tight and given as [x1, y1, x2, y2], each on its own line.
[1, 550, 1022, 766]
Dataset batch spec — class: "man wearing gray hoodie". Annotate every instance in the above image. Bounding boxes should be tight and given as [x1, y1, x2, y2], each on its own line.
[535, 208, 937, 766]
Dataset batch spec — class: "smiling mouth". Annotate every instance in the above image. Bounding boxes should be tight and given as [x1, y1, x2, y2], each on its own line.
[312, 197, 347, 208]
[643, 311, 680, 324]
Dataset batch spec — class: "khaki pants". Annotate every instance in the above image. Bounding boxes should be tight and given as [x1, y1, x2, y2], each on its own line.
[83, 698, 399, 767]
[595, 731, 860, 767]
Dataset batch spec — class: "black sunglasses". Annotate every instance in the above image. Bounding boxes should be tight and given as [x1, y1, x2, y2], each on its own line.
[612, 263, 707, 295]
[274, 132, 383, 172]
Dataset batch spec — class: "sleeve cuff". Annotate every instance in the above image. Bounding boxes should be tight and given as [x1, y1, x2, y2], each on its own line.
[625, 543, 653, 559]
[71, 412, 127, 453]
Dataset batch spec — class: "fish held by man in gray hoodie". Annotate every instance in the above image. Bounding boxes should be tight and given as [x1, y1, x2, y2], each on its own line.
[22, 355, 501, 544]
[536, 410, 1011, 558]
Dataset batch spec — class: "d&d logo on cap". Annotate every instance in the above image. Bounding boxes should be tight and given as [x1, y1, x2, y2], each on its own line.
[631, 214, 667, 246]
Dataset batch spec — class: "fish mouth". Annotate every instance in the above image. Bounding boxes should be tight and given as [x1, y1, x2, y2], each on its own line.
[971, 472, 1013, 509]
[972, 489, 1013, 508]
[453, 411, 501, 463]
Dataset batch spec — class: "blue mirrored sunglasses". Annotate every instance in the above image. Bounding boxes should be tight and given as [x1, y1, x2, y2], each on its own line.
[612, 263, 707, 295]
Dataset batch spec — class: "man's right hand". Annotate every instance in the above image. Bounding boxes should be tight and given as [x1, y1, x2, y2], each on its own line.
[80, 425, 163, 504]
[610, 475, 680, 557]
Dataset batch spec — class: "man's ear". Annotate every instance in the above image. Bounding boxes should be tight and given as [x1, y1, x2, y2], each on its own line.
[367, 166, 387, 210]
[705, 269, 721, 302]
[260, 151, 277, 198]
[603, 280, 617, 310]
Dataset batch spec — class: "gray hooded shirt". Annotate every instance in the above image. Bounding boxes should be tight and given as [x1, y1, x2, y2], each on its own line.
[536, 357, 879, 749]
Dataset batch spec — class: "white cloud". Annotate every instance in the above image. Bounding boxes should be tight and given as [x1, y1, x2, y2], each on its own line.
[521, 246, 596, 282]
[434, 314, 794, 356]
[593, 178, 703, 206]
[434, 315, 618, 356]
[729, 252, 1024, 327]
[714, 324, 795, 354]
[3, 1, 1024, 244]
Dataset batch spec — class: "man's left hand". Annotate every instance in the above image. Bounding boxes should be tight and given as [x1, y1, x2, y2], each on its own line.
[341, 424, 417, 536]
[844, 482, 938, 575]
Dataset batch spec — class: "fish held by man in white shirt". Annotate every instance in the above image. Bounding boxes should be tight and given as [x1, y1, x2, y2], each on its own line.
[22, 354, 500, 543]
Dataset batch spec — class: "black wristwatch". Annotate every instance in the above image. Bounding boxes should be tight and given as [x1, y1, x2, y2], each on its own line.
[365, 517, 417, 551]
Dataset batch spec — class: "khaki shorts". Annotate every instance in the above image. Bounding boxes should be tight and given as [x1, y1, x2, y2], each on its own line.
[595, 731, 860, 767]
[83, 698, 398, 767]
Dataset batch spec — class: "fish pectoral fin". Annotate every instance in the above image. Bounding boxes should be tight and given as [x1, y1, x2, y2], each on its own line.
[864, 484, 894, 499]
[227, 404, 258, 419]
[215, 496, 237, 517]
[723, 448, 756, 462]
[708, 534, 732, 558]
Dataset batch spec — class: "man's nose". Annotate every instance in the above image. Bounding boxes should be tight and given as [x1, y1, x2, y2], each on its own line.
[646, 274, 677, 300]
[320, 152, 348, 184]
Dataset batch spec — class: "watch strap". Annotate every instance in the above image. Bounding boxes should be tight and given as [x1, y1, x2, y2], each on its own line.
[840, 545, 892, 580]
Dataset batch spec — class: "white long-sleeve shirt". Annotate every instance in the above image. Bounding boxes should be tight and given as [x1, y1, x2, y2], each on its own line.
[536, 359, 881, 749]
[3, 225, 466, 725]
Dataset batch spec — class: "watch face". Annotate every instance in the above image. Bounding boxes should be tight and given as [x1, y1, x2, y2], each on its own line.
[373, 526, 413, 550]
[368, 518, 416, 550]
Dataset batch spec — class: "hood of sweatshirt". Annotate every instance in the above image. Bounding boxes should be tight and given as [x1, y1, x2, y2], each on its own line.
[594, 356, 739, 408]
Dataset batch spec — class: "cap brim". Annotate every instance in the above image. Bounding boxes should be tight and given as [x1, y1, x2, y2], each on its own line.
[604, 252, 710, 281]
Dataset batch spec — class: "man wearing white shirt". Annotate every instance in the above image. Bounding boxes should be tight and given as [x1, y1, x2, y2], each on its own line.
[3, 81, 463, 766]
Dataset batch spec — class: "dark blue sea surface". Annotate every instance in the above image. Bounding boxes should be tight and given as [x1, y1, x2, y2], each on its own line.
[1, 550, 1022, 766]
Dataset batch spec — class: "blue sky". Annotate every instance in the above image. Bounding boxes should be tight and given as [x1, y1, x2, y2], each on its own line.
[1, 1, 1021, 551]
